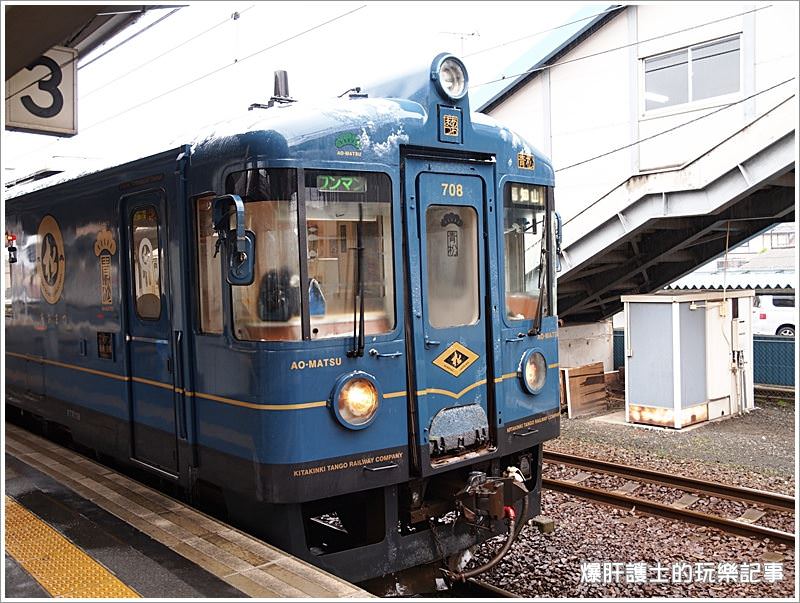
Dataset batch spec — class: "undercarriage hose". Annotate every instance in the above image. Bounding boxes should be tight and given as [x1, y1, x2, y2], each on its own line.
[449, 494, 529, 582]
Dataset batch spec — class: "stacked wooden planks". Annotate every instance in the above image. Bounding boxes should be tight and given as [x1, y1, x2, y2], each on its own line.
[560, 362, 608, 418]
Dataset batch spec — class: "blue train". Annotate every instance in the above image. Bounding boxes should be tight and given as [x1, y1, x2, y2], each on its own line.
[5, 54, 560, 588]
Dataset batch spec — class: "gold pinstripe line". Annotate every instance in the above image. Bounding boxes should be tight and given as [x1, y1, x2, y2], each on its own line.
[6, 351, 326, 412]
[191, 390, 328, 411]
[131, 376, 173, 391]
[6, 351, 129, 382]
[548, 363, 559, 369]
[494, 372, 518, 383]
[418, 379, 487, 399]
[7, 352, 536, 410]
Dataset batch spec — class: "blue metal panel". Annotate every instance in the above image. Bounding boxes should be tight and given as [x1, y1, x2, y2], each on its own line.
[408, 166, 489, 451]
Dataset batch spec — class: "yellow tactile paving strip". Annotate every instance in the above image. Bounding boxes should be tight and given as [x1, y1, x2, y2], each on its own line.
[5, 496, 141, 598]
[5, 424, 372, 598]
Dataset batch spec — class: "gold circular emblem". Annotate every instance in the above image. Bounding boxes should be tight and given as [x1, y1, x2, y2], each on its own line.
[37, 215, 66, 304]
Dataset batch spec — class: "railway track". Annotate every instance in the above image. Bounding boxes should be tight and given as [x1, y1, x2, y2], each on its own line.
[542, 450, 796, 547]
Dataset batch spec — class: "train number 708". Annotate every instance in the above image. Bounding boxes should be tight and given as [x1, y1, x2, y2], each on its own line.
[441, 183, 463, 197]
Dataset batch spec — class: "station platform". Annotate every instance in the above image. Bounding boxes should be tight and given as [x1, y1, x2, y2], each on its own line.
[4, 424, 372, 598]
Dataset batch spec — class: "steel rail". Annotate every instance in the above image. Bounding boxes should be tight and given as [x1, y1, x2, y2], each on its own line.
[543, 477, 796, 547]
[543, 450, 795, 511]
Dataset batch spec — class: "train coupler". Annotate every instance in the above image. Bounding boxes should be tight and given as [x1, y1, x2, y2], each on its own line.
[456, 467, 528, 524]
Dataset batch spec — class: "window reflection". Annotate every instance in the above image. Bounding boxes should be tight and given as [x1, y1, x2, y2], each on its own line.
[426, 205, 479, 328]
[131, 206, 161, 320]
[227, 169, 301, 341]
[305, 171, 394, 339]
[504, 183, 547, 321]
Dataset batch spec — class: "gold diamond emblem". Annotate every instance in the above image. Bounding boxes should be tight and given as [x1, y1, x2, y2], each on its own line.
[433, 342, 479, 377]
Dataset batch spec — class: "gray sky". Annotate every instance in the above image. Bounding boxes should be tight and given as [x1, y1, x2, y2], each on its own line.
[3, 1, 586, 179]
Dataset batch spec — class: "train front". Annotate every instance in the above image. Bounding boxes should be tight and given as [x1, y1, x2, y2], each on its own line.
[191, 54, 560, 590]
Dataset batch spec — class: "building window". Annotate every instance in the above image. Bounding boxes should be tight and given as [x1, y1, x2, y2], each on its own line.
[770, 231, 795, 249]
[644, 35, 740, 111]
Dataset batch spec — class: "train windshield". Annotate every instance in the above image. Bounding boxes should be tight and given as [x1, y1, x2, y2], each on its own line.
[504, 183, 549, 321]
[222, 168, 394, 341]
[304, 171, 394, 339]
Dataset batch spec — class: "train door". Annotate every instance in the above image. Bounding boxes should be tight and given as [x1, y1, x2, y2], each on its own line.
[122, 192, 179, 474]
[403, 158, 495, 475]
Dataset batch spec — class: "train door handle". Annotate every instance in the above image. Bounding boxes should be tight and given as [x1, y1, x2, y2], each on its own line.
[512, 429, 539, 438]
[369, 348, 403, 359]
[424, 337, 441, 348]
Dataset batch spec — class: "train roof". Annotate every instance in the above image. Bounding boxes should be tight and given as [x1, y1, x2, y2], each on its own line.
[6, 54, 554, 200]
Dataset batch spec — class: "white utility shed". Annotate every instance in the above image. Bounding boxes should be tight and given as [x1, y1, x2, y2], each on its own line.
[621, 291, 755, 429]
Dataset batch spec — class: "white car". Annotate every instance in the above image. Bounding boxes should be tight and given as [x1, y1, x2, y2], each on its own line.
[752, 294, 796, 337]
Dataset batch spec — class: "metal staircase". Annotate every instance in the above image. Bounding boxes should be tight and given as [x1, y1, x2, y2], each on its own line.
[557, 96, 796, 323]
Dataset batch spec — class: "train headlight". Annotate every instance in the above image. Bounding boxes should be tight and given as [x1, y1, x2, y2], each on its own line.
[331, 372, 381, 429]
[519, 350, 547, 394]
[432, 54, 468, 101]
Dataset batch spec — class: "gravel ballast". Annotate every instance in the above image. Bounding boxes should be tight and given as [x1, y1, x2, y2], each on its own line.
[475, 490, 795, 598]
[473, 399, 796, 597]
[548, 401, 795, 494]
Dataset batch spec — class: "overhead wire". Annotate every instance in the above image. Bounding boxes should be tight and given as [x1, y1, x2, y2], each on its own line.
[463, 5, 626, 58]
[556, 77, 795, 175]
[6, 4, 367, 166]
[80, 5, 257, 98]
[79, 4, 366, 133]
[78, 8, 183, 70]
[470, 4, 773, 90]
[4, 6, 182, 102]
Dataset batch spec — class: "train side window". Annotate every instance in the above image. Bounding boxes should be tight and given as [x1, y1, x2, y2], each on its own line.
[3, 240, 11, 319]
[195, 195, 223, 334]
[131, 206, 162, 320]
[226, 168, 301, 341]
[503, 183, 548, 321]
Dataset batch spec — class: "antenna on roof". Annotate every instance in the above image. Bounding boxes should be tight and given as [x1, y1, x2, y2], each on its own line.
[248, 69, 296, 111]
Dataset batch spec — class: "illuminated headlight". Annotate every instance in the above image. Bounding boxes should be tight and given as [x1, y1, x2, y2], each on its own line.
[433, 54, 468, 101]
[331, 372, 380, 429]
[520, 350, 547, 394]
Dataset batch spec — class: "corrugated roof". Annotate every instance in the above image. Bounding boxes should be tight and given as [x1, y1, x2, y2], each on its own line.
[667, 271, 796, 291]
[473, 5, 624, 113]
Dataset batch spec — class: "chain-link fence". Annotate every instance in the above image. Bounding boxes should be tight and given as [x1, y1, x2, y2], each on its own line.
[753, 335, 795, 387]
[613, 329, 624, 370]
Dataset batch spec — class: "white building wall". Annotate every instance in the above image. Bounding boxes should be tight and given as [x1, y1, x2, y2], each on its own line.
[547, 11, 634, 221]
[489, 71, 552, 158]
[486, 3, 797, 222]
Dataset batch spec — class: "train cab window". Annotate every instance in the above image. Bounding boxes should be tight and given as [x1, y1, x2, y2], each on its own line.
[226, 169, 301, 341]
[304, 171, 394, 338]
[195, 195, 223, 334]
[131, 206, 162, 320]
[503, 183, 548, 321]
[426, 205, 479, 328]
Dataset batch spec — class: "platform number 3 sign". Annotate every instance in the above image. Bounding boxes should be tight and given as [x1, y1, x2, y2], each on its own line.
[5, 46, 78, 137]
